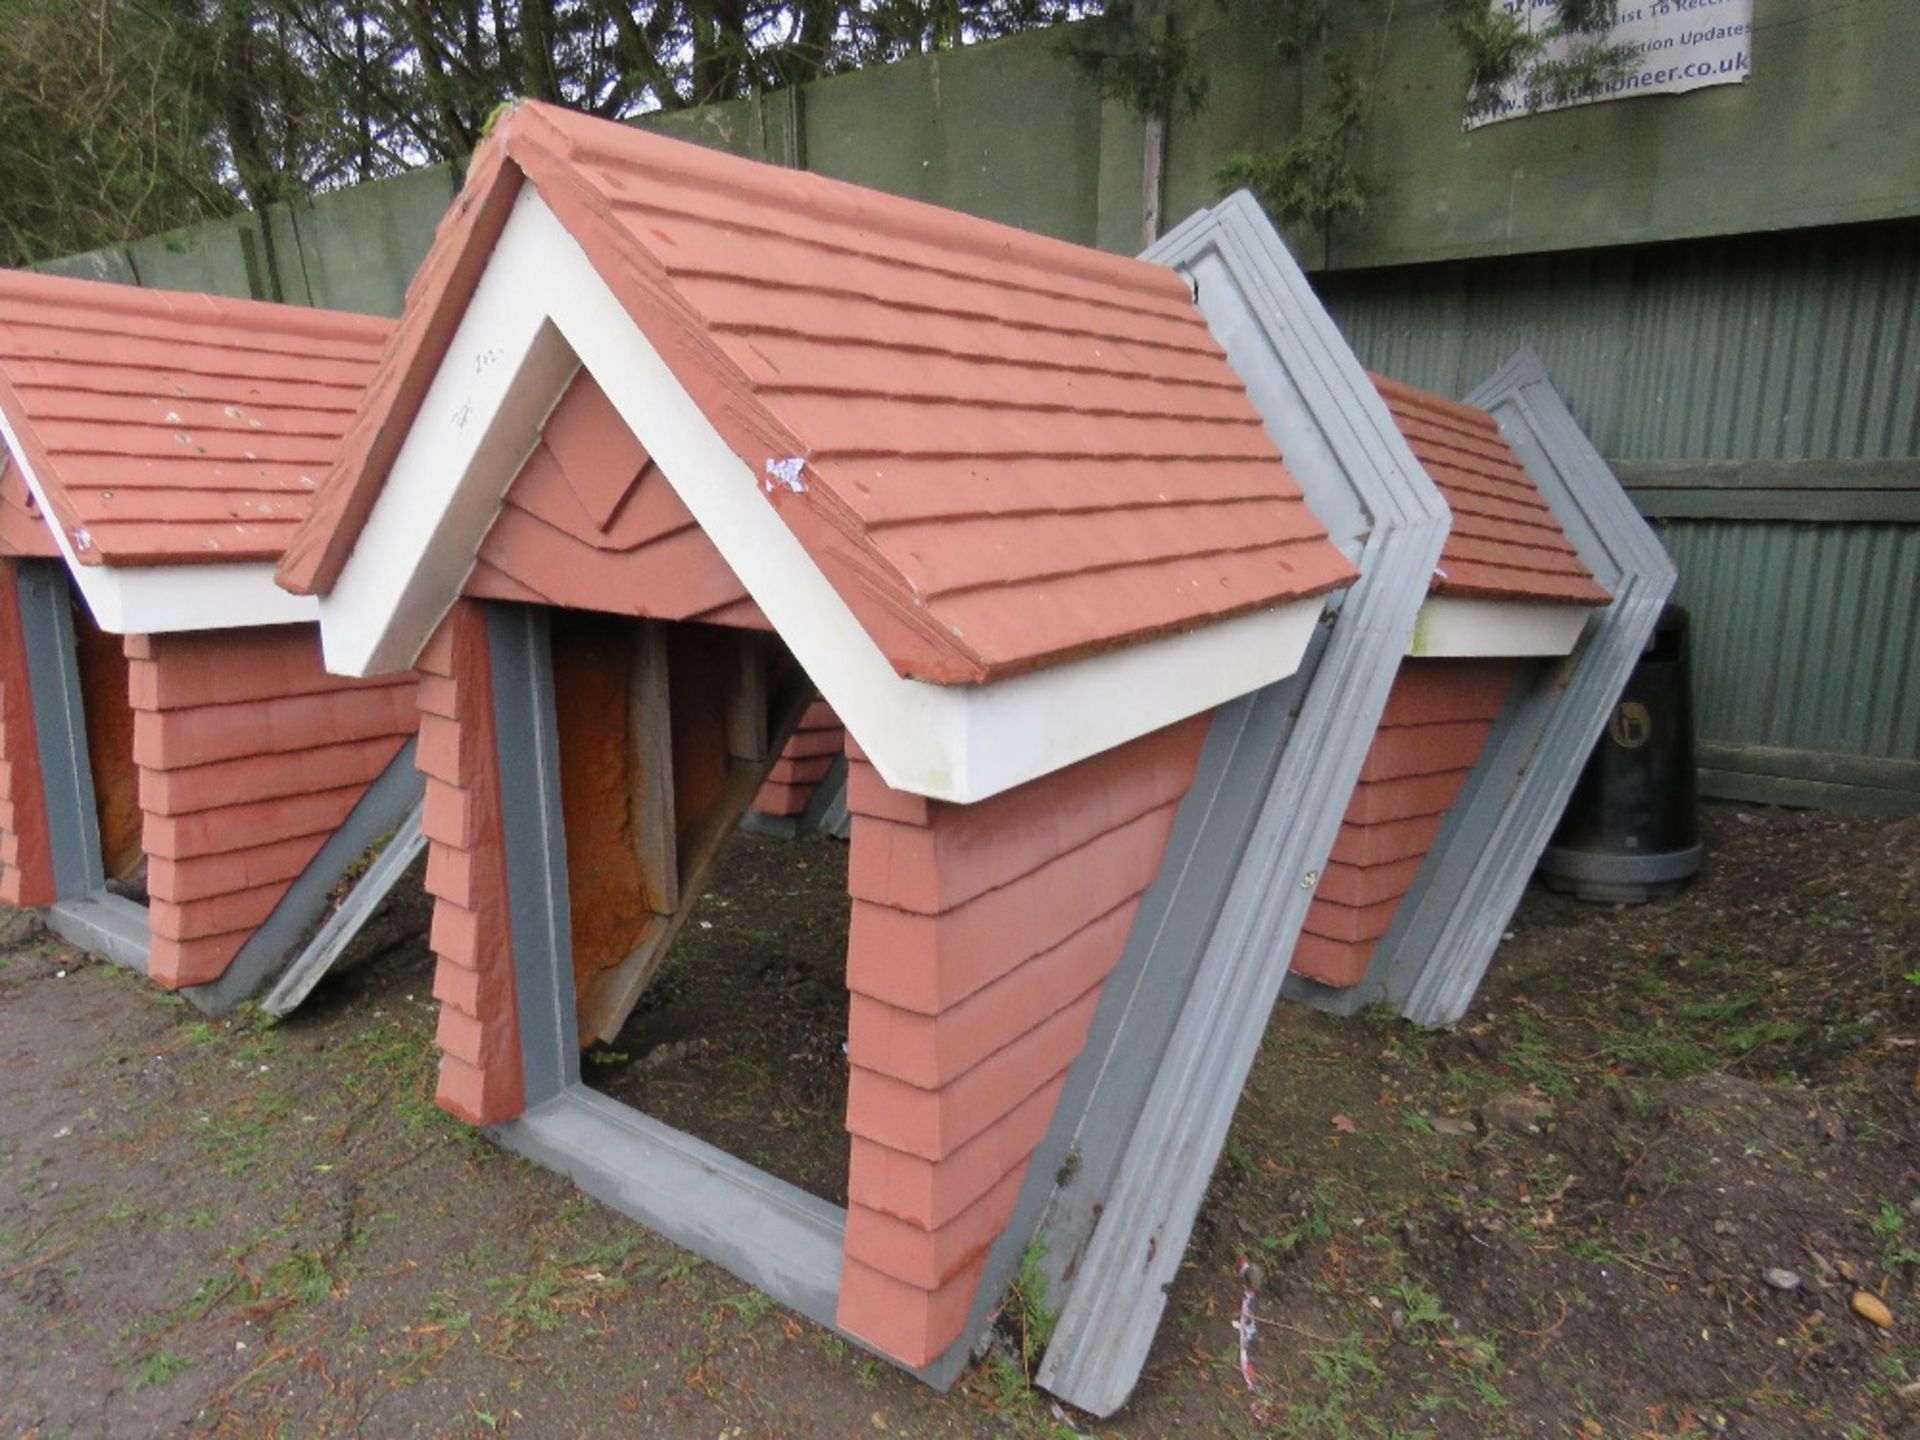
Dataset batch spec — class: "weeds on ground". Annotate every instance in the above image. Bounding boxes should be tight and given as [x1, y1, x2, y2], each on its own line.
[718, 1287, 775, 1329]
[1009, 1235, 1059, 1379]
[334, 1020, 458, 1137]
[1870, 1202, 1920, 1277]
[134, 1348, 193, 1386]
[261, 1248, 335, 1306]
[485, 1233, 650, 1342]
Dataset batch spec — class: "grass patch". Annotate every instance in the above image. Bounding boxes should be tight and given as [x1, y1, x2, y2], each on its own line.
[1672, 997, 1756, 1023]
[334, 1021, 452, 1135]
[261, 1249, 334, 1306]
[1724, 1018, 1813, 1054]
[1871, 1202, 1920, 1276]
[1605, 1032, 1717, 1080]
[190, 1092, 297, 1179]
[1004, 1235, 1058, 1382]
[135, 1348, 193, 1387]
[1504, 1014, 1579, 1096]
[486, 1234, 651, 1341]
[718, 1288, 775, 1329]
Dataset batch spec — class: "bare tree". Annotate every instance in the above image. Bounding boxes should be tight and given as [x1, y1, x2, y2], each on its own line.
[0, 0, 1086, 267]
[0, 1, 232, 267]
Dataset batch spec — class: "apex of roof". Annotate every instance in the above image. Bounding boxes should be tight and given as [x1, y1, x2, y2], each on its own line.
[278, 100, 1356, 686]
[0, 266, 391, 568]
[1372, 374, 1610, 607]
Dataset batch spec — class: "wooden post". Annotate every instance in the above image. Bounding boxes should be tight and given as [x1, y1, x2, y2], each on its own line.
[577, 654, 815, 1047]
[726, 633, 769, 764]
[629, 620, 678, 915]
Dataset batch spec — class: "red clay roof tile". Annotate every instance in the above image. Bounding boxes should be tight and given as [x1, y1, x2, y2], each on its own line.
[281, 101, 1356, 685]
[1373, 375, 1610, 606]
[0, 268, 391, 566]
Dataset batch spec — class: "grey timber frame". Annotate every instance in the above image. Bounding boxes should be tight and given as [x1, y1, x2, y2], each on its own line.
[15, 560, 154, 973]
[259, 796, 427, 1017]
[814, 754, 852, 840]
[480, 604, 855, 1338]
[17, 561, 106, 903]
[1024, 192, 1451, 1416]
[1337, 348, 1677, 1028]
[201, 740, 427, 1017]
[43, 891, 151, 974]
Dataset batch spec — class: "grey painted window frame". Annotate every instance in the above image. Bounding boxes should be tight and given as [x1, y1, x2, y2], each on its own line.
[17, 559, 152, 973]
[480, 603, 863, 1343]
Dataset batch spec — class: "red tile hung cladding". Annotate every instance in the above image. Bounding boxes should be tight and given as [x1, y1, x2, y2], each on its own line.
[0, 267, 390, 567]
[1294, 660, 1519, 990]
[463, 368, 771, 631]
[131, 624, 415, 988]
[836, 714, 1210, 1368]
[754, 700, 844, 818]
[280, 101, 1356, 684]
[0, 560, 54, 908]
[416, 603, 525, 1126]
[1373, 376, 1609, 606]
[0, 459, 58, 561]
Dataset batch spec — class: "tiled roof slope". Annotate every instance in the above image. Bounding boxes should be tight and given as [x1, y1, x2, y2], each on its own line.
[1373, 376, 1609, 605]
[279, 101, 1357, 686]
[0, 269, 391, 566]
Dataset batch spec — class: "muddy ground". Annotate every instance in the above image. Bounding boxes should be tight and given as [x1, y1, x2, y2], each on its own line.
[1, 802, 1915, 1439]
[588, 833, 855, 1208]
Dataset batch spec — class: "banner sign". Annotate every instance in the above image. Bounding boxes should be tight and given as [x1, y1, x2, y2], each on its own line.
[1465, 0, 1753, 128]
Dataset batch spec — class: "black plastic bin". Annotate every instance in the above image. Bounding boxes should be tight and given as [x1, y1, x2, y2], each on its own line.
[1539, 604, 1702, 903]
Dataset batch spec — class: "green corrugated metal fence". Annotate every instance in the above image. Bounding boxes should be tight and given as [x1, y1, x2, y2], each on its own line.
[1320, 220, 1920, 812]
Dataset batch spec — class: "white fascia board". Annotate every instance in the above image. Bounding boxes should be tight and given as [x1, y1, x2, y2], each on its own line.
[0, 405, 318, 635]
[313, 188, 1325, 803]
[312, 207, 574, 680]
[1409, 595, 1594, 658]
